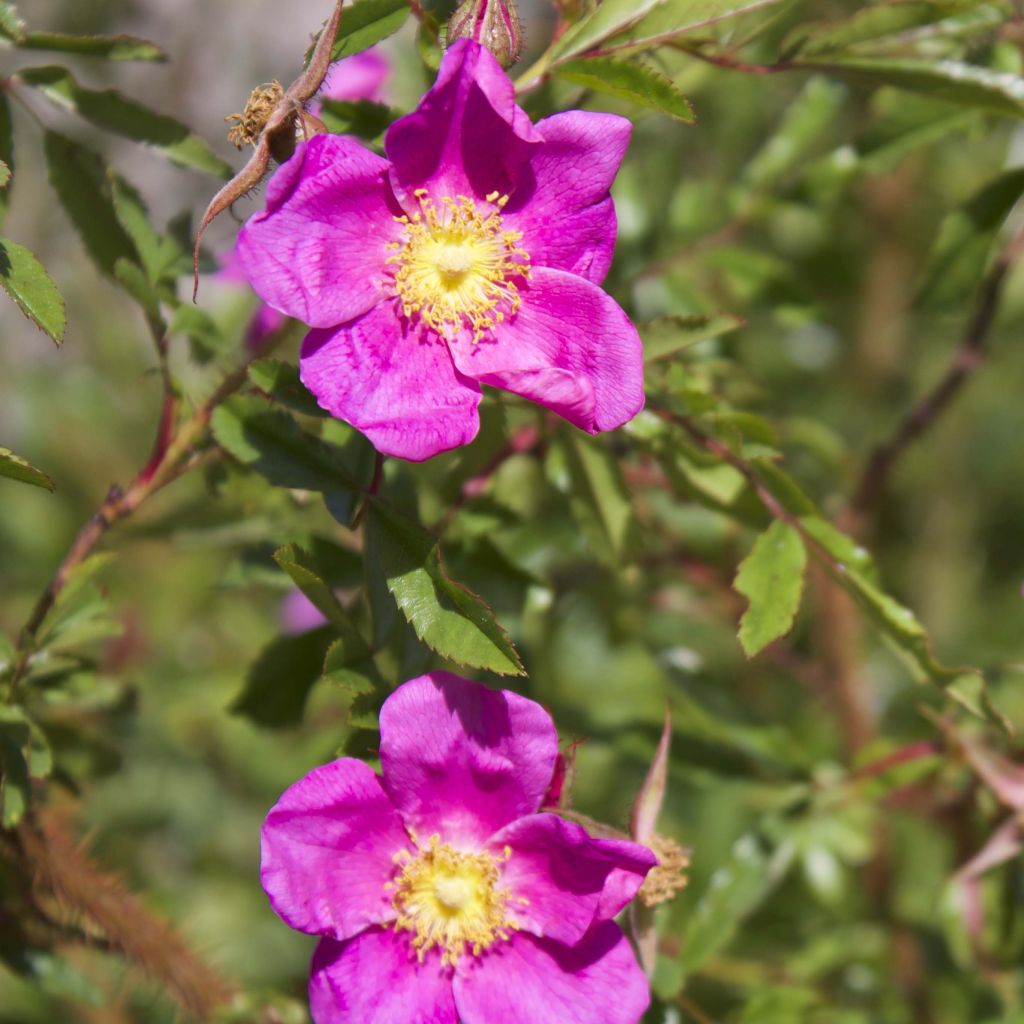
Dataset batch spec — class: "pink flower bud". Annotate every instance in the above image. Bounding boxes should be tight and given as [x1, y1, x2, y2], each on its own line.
[448, 0, 522, 68]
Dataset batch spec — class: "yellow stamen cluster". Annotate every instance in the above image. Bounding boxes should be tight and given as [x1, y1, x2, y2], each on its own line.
[388, 835, 519, 966]
[387, 189, 530, 342]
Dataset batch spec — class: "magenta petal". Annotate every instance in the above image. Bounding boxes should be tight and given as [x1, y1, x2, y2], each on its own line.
[504, 112, 631, 284]
[300, 303, 482, 461]
[379, 673, 558, 847]
[261, 759, 409, 940]
[486, 814, 656, 945]
[309, 931, 458, 1024]
[320, 49, 390, 104]
[236, 134, 400, 329]
[448, 266, 644, 433]
[454, 924, 650, 1024]
[386, 40, 539, 206]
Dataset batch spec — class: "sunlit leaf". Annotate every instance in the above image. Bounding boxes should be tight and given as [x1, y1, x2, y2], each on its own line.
[734, 520, 807, 656]
[365, 501, 524, 675]
[554, 58, 695, 123]
[0, 446, 55, 491]
[19, 31, 166, 61]
[0, 238, 64, 344]
[24, 66, 231, 176]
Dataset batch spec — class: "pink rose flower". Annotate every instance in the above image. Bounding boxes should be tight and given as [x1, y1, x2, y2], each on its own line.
[318, 48, 390, 106]
[236, 40, 644, 462]
[261, 672, 656, 1023]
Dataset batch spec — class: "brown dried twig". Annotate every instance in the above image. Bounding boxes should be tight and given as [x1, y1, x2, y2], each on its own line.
[191, 0, 344, 299]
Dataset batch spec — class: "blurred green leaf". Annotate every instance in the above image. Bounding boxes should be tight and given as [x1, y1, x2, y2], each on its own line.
[917, 167, 1024, 308]
[211, 396, 362, 524]
[641, 314, 745, 363]
[324, 0, 409, 61]
[742, 77, 846, 190]
[563, 433, 635, 565]
[23, 66, 232, 176]
[554, 58, 695, 123]
[809, 57, 1024, 117]
[0, 157, 8, 190]
[0, 710, 30, 826]
[0, 1, 24, 43]
[365, 501, 524, 675]
[233, 626, 335, 727]
[679, 832, 793, 975]
[171, 305, 230, 362]
[783, 2, 974, 58]
[735, 520, 807, 656]
[319, 98, 398, 139]
[0, 238, 65, 344]
[248, 360, 325, 418]
[550, 0, 775, 62]
[43, 132, 138, 279]
[111, 175, 182, 286]
[0, 94, 12, 226]
[0, 445, 55, 491]
[19, 31, 166, 61]
[608, 0, 785, 52]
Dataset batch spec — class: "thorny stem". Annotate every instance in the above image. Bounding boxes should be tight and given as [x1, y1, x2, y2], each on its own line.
[851, 221, 1024, 517]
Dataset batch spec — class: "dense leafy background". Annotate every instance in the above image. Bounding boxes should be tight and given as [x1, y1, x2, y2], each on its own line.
[2, 0, 1024, 1021]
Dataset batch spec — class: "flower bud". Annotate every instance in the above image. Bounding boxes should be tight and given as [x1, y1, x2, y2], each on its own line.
[448, 0, 523, 69]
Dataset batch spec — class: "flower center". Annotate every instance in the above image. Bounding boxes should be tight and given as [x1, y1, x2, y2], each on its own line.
[387, 189, 530, 343]
[388, 835, 518, 965]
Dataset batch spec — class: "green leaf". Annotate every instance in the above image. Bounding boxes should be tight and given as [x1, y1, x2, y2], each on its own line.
[917, 167, 1024, 307]
[365, 501, 524, 675]
[0, 446, 55, 491]
[325, 0, 409, 61]
[679, 833, 793, 974]
[211, 396, 363, 525]
[19, 31, 166, 61]
[43, 132, 138, 279]
[783, 2, 975, 58]
[110, 175, 174, 285]
[807, 57, 1024, 118]
[24, 66, 231, 176]
[169, 304, 229, 363]
[233, 626, 335, 727]
[641, 313, 745, 362]
[0, 728, 29, 826]
[742, 77, 846, 190]
[734, 520, 807, 656]
[0, 94, 13, 226]
[554, 58, 695, 123]
[550, 0, 776, 62]
[0, 157, 9, 190]
[273, 543, 369, 651]
[319, 98, 398, 140]
[0, 2, 25, 43]
[248, 359, 325, 418]
[563, 433, 635, 565]
[0, 238, 65, 344]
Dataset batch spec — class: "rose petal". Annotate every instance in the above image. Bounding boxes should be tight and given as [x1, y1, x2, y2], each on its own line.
[320, 49, 390, 104]
[310, 931, 458, 1024]
[487, 814, 656, 945]
[504, 111, 631, 284]
[237, 134, 401, 329]
[386, 39, 539, 207]
[454, 924, 649, 1024]
[379, 672, 558, 847]
[448, 266, 644, 433]
[261, 759, 409, 940]
[300, 302, 482, 462]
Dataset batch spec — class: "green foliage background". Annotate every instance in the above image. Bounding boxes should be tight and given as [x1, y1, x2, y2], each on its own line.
[2, 0, 1024, 1021]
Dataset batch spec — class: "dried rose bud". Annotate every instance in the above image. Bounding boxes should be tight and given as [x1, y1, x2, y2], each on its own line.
[448, 0, 523, 68]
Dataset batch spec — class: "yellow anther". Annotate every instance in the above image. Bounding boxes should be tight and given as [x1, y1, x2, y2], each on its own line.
[387, 191, 530, 343]
[388, 835, 519, 966]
